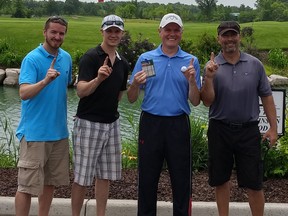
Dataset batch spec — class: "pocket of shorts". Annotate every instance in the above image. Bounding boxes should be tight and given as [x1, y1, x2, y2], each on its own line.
[17, 160, 40, 187]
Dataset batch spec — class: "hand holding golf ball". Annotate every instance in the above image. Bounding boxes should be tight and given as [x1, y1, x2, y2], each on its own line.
[181, 66, 187, 73]
[181, 58, 197, 84]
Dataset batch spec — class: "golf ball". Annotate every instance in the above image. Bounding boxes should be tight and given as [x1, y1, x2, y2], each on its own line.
[181, 66, 187, 72]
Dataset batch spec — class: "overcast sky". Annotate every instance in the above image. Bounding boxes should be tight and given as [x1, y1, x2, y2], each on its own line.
[81, 0, 256, 8]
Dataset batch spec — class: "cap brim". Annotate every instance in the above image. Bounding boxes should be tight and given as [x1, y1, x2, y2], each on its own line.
[102, 24, 124, 31]
[160, 21, 183, 28]
[218, 28, 239, 35]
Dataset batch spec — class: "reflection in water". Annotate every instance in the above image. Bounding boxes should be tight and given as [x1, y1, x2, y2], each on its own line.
[0, 86, 209, 145]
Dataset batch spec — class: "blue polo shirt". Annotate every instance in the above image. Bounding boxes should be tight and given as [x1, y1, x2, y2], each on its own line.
[129, 44, 201, 116]
[16, 44, 72, 141]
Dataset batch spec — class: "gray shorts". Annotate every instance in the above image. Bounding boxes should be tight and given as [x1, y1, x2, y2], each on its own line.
[72, 118, 122, 186]
[17, 137, 70, 196]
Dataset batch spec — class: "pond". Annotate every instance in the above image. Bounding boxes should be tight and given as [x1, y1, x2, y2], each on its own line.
[0, 86, 209, 146]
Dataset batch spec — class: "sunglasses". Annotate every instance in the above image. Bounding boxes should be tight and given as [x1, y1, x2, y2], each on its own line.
[102, 21, 124, 28]
[46, 16, 68, 27]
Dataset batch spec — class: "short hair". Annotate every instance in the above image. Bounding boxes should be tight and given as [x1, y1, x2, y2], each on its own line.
[44, 16, 68, 32]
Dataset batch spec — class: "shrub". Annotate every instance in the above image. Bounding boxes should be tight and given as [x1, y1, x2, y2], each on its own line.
[191, 117, 208, 172]
[71, 49, 85, 86]
[188, 33, 221, 67]
[0, 51, 22, 68]
[262, 109, 288, 178]
[118, 31, 156, 72]
[0, 38, 22, 68]
[268, 48, 288, 69]
[122, 140, 138, 169]
[0, 112, 18, 167]
[0, 39, 10, 54]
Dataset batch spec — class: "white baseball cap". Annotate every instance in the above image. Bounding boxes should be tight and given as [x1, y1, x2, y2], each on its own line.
[101, 14, 124, 31]
[159, 13, 183, 28]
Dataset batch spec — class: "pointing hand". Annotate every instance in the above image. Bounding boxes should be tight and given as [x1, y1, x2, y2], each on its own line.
[206, 52, 218, 78]
[97, 56, 112, 82]
[43, 57, 60, 85]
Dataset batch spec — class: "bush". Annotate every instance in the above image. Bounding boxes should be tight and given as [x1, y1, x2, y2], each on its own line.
[191, 117, 208, 172]
[0, 51, 22, 68]
[268, 48, 288, 69]
[262, 109, 288, 178]
[194, 33, 221, 66]
[118, 31, 156, 72]
[0, 112, 18, 167]
[0, 39, 10, 54]
[0, 38, 22, 68]
[71, 49, 85, 86]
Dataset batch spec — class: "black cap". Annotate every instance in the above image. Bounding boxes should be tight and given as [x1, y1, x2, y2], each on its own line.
[217, 21, 240, 35]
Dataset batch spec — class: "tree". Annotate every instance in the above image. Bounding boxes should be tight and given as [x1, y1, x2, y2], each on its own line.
[256, 0, 288, 21]
[46, 0, 60, 16]
[116, 3, 136, 19]
[0, 0, 12, 9]
[12, 0, 26, 18]
[270, 1, 288, 21]
[195, 0, 217, 21]
[64, 0, 80, 15]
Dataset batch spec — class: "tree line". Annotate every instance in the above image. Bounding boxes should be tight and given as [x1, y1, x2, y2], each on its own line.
[1, 0, 288, 23]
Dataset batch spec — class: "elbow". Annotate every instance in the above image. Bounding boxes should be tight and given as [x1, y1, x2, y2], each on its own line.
[190, 98, 201, 106]
[200, 92, 214, 107]
[19, 94, 29, 101]
[202, 100, 212, 107]
[19, 90, 29, 101]
[127, 95, 136, 103]
[76, 86, 87, 99]
[127, 92, 137, 103]
[127, 88, 138, 103]
[76, 91, 85, 99]
[191, 100, 200, 106]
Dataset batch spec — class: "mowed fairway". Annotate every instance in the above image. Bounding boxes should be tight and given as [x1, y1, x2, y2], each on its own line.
[1, 16, 288, 56]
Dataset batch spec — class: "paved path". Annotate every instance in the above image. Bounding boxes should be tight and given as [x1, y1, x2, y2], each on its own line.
[1, 197, 288, 216]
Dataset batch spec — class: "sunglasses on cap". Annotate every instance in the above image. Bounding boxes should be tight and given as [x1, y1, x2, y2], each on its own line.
[102, 20, 124, 28]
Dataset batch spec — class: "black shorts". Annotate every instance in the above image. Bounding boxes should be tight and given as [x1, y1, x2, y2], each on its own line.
[207, 119, 263, 190]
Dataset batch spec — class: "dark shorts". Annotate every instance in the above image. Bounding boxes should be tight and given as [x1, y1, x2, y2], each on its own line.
[207, 119, 263, 190]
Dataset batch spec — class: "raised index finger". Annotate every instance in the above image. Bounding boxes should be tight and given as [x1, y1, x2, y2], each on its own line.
[103, 56, 109, 66]
[50, 57, 56, 69]
[210, 52, 215, 62]
[189, 58, 194, 67]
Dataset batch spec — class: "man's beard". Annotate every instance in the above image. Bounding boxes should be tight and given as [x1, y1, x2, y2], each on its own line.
[46, 38, 63, 49]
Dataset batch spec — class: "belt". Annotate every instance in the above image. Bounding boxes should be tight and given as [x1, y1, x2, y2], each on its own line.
[212, 119, 259, 129]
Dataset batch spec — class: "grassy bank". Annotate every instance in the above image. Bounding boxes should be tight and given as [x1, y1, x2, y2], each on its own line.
[1, 16, 288, 57]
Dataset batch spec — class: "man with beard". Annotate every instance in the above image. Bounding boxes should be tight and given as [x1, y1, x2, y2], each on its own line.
[201, 21, 278, 216]
[15, 16, 72, 216]
[71, 15, 129, 216]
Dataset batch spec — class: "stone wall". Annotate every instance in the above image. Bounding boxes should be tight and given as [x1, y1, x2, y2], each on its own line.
[0, 68, 288, 87]
[0, 68, 20, 86]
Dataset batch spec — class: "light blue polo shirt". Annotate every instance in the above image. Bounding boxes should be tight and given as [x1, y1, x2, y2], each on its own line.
[16, 44, 72, 141]
[129, 44, 201, 116]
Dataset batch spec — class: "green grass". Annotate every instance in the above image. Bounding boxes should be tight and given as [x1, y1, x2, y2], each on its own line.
[243, 21, 288, 50]
[1, 16, 288, 56]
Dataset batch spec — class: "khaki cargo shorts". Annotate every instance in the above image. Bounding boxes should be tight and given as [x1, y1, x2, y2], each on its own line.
[17, 137, 70, 195]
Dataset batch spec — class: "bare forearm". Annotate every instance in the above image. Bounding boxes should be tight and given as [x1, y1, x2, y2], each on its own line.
[262, 96, 277, 131]
[189, 83, 200, 106]
[77, 78, 101, 98]
[127, 83, 140, 103]
[200, 77, 215, 107]
[19, 81, 48, 100]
